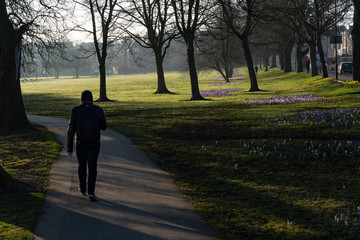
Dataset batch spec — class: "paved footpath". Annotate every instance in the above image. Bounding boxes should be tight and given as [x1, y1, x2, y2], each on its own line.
[28, 115, 218, 240]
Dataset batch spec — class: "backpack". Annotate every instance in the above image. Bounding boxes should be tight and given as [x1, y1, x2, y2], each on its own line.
[76, 105, 100, 145]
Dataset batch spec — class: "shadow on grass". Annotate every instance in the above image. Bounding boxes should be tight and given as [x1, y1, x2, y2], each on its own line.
[138, 140, 359, 239]
[0, 192, 44, 239]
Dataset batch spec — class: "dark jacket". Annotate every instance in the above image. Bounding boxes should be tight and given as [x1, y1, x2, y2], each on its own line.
[67, 102, 107, 152]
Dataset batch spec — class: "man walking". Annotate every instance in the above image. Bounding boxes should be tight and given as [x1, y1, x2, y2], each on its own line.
[67, 90, 107, 201]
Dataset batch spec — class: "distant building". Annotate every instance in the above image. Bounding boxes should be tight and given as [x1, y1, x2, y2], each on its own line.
[324, 25, 353, 64]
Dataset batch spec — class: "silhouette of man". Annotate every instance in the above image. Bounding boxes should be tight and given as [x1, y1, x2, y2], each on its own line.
[67, 90, 107, 201]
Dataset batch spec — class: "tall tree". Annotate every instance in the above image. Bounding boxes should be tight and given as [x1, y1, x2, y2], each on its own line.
[171, 0, 205, 100]
[0, 0, 68, 188]
[217, 0, 261, 91]
[0, 0, 68, 134]
[120, 0, 175, 94]
[352, 1, 360, 80]
[75, 0, 122, 101]
[0, 0, 29, 134]
[295, 34, 308, 73]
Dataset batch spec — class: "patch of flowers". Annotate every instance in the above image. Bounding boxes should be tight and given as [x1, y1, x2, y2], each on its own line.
[209, 81, 244, 86]
[272, 108, 360, 127]
[334, 208, 360, 236]
[205, 139, 360, 163]
[343, 80, 360, 86]
[245, 94, 324, 105]
[234, 139, 360, 162]
[201, 88, 244, 97]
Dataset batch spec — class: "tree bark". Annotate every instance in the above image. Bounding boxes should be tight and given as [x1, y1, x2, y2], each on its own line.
[296, 39, 304, 73]
[242, 36, 260, 91]
[187, 39, 204, 100]
[353, 8, 360, 81]
[271, 55, 277, 68]
[283, 40, 294, 73]
[0, 0, 30, 134]
[308, 41, 318, 77]
[316, 32, 328, 78]
[279, 50, 284, 70]
[224, 58, 234, 82]
[98, 59, 110, 101]
[154, 49, 171, 94]
[264, 56, 269, 72]
[0, 46, 29, 134]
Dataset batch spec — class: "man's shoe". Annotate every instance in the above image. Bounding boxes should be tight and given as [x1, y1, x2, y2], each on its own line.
[88, 194, 97, 201]
[78, 185, 86, 196]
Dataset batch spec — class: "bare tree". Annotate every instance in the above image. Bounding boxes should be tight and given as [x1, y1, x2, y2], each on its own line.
[39, 42, 71, 78]
[197, 28, 242, 82]
[0, 0, 69, 188]
[171, 0, 205, 100]
[0, 0, 69, 134]
[120, 0, 175, 94]
[217, 0, 261, 91]
[75, 0, 123, 101]
[68, 46, 93, 78]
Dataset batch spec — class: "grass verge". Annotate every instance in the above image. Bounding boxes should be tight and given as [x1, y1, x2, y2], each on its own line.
[0, 127, 60, 239]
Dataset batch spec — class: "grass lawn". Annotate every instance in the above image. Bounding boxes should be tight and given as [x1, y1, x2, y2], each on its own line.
[0, 127, 60, 239]
[19, 68, 360, 239]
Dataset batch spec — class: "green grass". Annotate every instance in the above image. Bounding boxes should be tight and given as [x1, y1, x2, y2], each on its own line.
[0, 128, 60, 239]
[21, 68, 360, 239]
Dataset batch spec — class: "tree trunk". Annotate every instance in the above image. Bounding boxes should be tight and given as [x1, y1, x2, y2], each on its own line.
[296, 40, 304, 73]
[225, 60, 233, 82]
[271, 55, 277, 68]
[0, 0, 30, 134]
[283, 52, 292, 73]
[98, 59, 110, 101]
[279, 51, 284, 70]
[154, 49, 171, 94]
[0, 44, 30, 134]
[316, 31, 328, 78]
[75, 68, 79, 78]
[353, 9, 360, 81]
[264, 56, 269, 72]
[308, 41, 318, 77]
[219, 69, 229, 82]
[186, 39, 204, 100]
[283, 38, 294, 73]
[242, 37, 260, 91]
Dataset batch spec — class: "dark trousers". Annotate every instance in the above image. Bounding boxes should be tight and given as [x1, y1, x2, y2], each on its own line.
[76, 143, 100, 195]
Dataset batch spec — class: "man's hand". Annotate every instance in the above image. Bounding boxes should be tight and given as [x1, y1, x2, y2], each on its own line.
[67, 152, 73, 157]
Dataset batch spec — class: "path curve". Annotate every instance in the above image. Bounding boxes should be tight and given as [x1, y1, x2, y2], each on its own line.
[29, 115, 218, 240]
